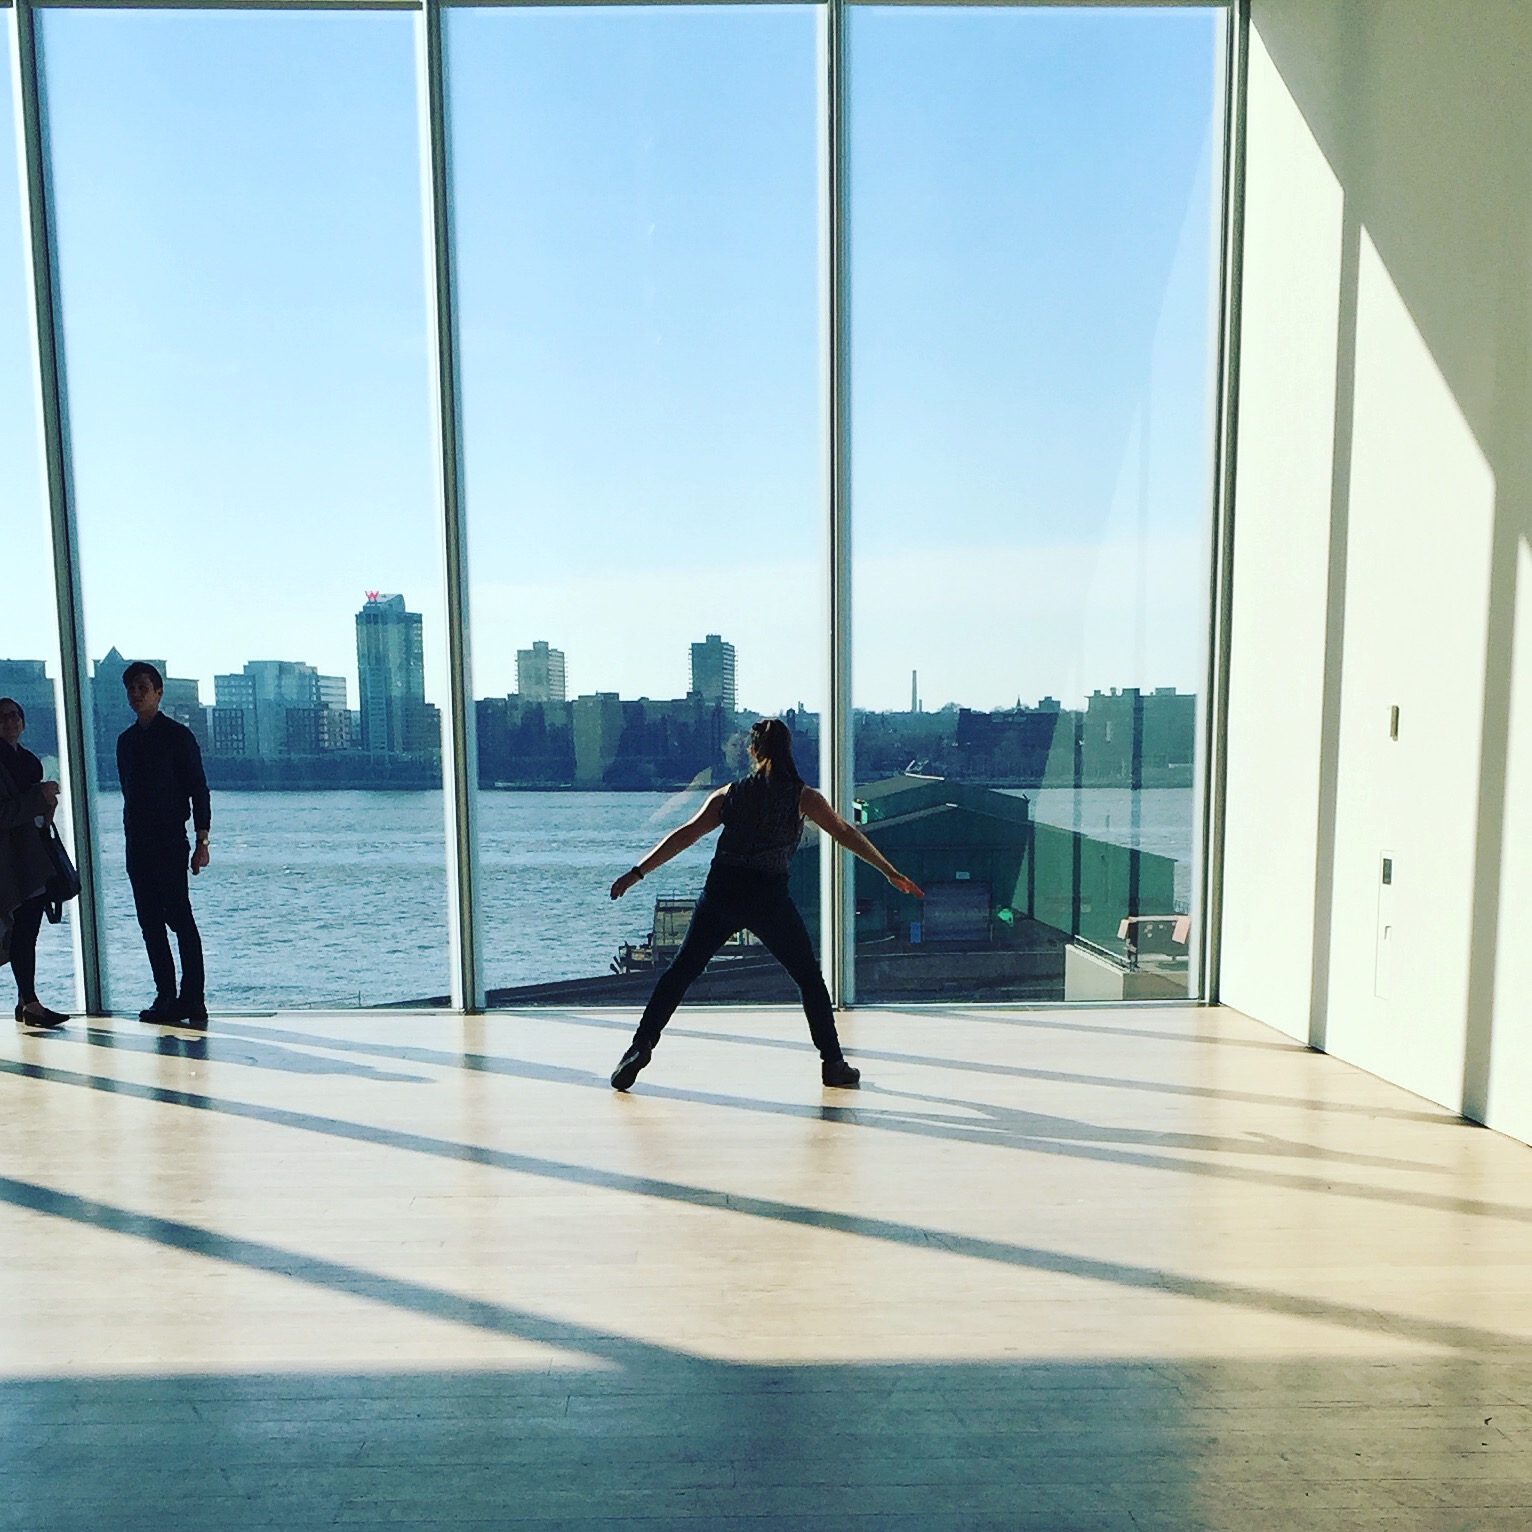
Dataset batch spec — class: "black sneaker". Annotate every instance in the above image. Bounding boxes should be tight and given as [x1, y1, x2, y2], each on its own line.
[177, 999, 209, 1029]
[610, 1045, 651, 1092]
[139, 999, 181, 1025]
[822, 1058, 861, 1088]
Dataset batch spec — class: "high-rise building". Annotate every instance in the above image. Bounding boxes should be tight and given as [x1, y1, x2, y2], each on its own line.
[209, 707, 248, 758]
[689, 634, 737, 713]
[315, 673, 352, 751]
[211, 664, 351, 759]
[356, 593, 431, 756]
[243, 661, 320, 759]
[516, 641, 567, 703]
[212, 671, 258, 758]
[0, 660, 58, 757]
[161, 676, 207, 750]
[572, 693, 624, 787]
[91, 646, 133, 770]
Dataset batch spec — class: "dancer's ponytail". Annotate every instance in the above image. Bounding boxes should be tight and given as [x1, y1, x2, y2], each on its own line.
[748, 718, 803, 784]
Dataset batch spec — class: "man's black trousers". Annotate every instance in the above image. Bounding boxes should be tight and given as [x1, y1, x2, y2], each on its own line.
[126, 837, 204, 1006]
[634, 864, 843, 1060]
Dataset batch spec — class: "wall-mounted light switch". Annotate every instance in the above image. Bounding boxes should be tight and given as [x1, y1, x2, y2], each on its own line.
[1375, 850, 1395, 999]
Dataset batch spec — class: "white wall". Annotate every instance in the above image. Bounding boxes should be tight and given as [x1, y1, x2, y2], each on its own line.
[1218, 24, 1342, 1045]
[1222, 0, 1532, 1137]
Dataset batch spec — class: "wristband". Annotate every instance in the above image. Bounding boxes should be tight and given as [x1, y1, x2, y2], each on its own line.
[630, 866, 645, 881]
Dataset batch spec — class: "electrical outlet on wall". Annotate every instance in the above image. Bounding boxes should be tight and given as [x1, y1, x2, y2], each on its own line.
[1375, 851, 1395, 1000]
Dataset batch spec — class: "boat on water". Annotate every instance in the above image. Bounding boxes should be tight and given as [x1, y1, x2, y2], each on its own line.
[611, 893, 763, 975]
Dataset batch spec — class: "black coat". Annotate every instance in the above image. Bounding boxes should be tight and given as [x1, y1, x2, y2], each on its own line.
[0, 745, 53, 967]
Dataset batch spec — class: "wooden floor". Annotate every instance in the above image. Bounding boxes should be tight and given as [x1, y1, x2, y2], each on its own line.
[4, 1003, 1532, 1531]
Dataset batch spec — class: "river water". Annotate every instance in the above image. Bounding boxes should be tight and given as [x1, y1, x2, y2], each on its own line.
[23, 786, 1195, 1013]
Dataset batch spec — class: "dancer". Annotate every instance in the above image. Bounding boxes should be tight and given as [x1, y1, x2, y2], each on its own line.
[608, 718, 922, 1091]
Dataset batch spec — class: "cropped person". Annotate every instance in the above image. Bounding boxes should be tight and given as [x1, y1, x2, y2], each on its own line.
[0, 697, 68, 1029]
[608, 717, 922, 1092]
[118, 662, 211, 1027]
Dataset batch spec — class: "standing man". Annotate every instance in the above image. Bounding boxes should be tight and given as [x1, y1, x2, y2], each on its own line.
[118, 662, 211, 1027]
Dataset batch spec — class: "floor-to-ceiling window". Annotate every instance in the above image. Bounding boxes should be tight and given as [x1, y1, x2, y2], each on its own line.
[847, 4, 1224, 1003]
[8, 0, 1229, 1015]
[446, 5, 826, 1005]
[35, 7, 451, 1011]
[1, 7, 78, 1015]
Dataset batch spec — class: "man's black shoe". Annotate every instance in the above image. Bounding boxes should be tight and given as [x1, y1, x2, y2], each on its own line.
[138, 999, 181, 1025]
[177, 999, 209, 1029]
[610, 1045, 651, 1092]
[822, 1058, 861, 1088]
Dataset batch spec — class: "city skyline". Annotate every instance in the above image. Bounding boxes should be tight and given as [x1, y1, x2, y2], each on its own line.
[4, 633, 1197, 777]
[3, 8, 1221, 718]
[1, 549, 1210, 721]
[6, 594, 1200, 794]
[0, 630, 1200, 729]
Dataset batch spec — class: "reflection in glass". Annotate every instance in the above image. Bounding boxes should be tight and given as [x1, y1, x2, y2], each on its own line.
[12, 2, 1228, 1016]
[0, 11, 79, 1014]
[847, 7, 1223, 1002]
[446, 6, 825, 1003]
[39, 10, 450, 1010]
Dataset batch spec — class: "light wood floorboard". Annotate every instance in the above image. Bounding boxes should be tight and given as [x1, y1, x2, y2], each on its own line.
[4, 1003, 1532, 1529]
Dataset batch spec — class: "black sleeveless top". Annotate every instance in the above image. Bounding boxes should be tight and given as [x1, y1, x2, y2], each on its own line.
[712, 771, 804, 876]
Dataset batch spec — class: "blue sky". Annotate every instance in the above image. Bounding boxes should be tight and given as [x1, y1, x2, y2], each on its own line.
[3, 3, 1224, 718]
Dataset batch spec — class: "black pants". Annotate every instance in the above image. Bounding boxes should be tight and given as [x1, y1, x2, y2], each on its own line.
[633, 865, 843, 1061]
[8, 894, 45, 1003]
[126, 838, 204, 1006]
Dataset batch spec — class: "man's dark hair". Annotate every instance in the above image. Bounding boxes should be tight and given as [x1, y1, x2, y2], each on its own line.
[0, 696, 23, 723]
[122, 661, 164, 691]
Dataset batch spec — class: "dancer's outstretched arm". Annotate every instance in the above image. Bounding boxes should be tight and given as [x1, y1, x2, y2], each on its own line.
[610, 788, 728, 900]
[800, 787, 925, 897]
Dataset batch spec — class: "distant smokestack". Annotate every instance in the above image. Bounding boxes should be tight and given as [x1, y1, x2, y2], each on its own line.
[911, 670, 918, 713]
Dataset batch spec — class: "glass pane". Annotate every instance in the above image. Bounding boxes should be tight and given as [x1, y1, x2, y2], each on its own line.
[1, 11, 79, 1019]
[40, 10, 450, 1012]
[848, 7, 1223, 1002]
[448, 5, 825, 1005]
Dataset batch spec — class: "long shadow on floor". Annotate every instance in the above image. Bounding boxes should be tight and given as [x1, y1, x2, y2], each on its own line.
[2, 1171, 1530, 1528]
[174, 1024, 1498, 1213]
[80, 1024, 430, 1083]
[10, 1043, 1532, 1253]
[3, 1105, 1529, 1361]
[3, 1353, 1530, 1532]
[210, 1015, 1455, 1130]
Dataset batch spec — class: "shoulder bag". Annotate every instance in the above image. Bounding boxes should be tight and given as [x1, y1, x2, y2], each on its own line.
[43, 823, 81, 924]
